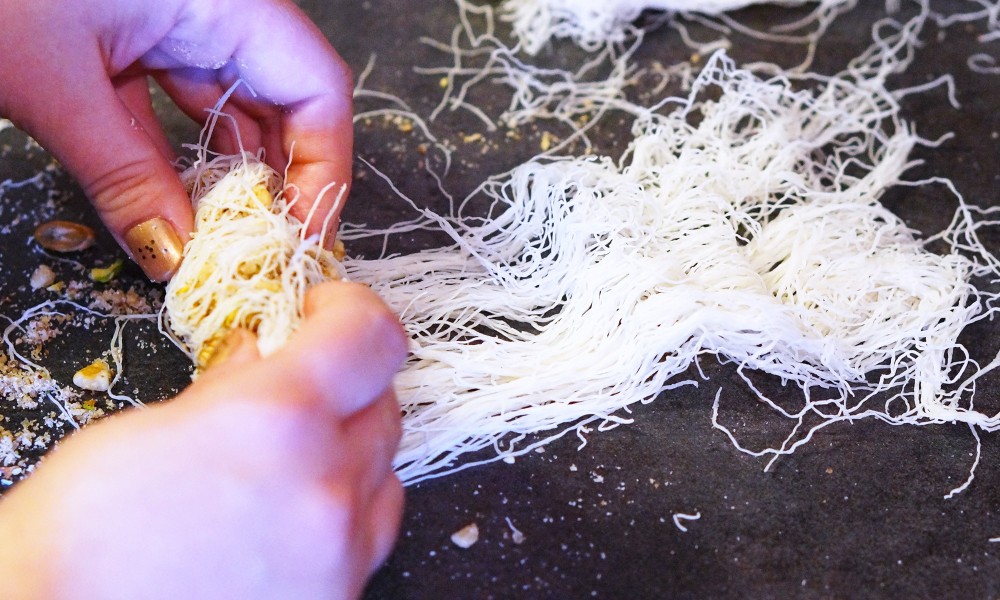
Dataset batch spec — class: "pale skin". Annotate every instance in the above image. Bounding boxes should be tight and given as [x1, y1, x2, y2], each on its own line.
[0, 1, 406, 598]
[0, 283, 408, 599]
[0, 0, 354, 255]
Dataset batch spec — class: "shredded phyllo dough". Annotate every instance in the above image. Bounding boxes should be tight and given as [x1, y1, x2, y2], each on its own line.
[499, 0, 854, 54]
[163, 153, 344, 367]
[422, 0, 857, 139]
[162, 3, 1000, 491]
[343, 51, 1000, 487]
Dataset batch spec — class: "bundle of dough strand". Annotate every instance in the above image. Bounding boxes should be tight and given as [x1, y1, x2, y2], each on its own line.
[163, 152, 344, 368]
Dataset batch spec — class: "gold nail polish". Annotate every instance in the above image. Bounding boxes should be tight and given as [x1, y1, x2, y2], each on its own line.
[123, 217, 184, 281]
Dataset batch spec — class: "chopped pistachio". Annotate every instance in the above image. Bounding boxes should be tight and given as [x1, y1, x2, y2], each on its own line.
[89, 259, 125, 283]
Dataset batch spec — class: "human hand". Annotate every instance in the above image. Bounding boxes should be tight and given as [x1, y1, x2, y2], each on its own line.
[0, 0, 353, 280]
[0, 282, 407, 600]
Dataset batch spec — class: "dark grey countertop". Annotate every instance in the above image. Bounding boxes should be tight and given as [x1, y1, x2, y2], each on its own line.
[2, 1, 1000, 598]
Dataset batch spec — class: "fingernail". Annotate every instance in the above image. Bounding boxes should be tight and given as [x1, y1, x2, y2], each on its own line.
[123, 217, 184, 281]
[202, 329, 252, 370]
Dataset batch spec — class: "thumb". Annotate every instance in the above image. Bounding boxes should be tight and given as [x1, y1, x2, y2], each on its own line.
[202, 328, 261, 372]
[272, 281, 409, 419]
[19, 69, 193, 281]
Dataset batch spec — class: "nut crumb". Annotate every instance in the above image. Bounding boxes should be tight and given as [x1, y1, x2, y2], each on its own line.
[450, 523, 479, 548]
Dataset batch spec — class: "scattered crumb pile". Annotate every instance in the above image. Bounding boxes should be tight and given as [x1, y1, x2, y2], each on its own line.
[1, 127, 181, 489]
[0, 348, 76, 486]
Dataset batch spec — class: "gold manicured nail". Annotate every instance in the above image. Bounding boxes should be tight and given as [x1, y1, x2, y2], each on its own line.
[123, 217, 183, 282]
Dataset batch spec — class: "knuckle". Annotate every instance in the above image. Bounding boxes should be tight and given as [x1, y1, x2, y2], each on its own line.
[82, 159, 163, 224]
[382, 392, 404, 442]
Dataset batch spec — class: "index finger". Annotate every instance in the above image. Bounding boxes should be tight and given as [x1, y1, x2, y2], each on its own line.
[227, 0, 354, 242]
[151, 0, 355, 242]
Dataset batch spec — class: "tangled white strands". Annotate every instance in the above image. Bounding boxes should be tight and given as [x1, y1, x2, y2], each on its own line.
[499, 0, 856, 56]
[419, 0, 647, 133]
[928, 0, 1000, 74]
[162, 152, 345, 367]
[341, 50, 1000, 486]
[353, 55, 455, 175]
[420, 0, 858, 137]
